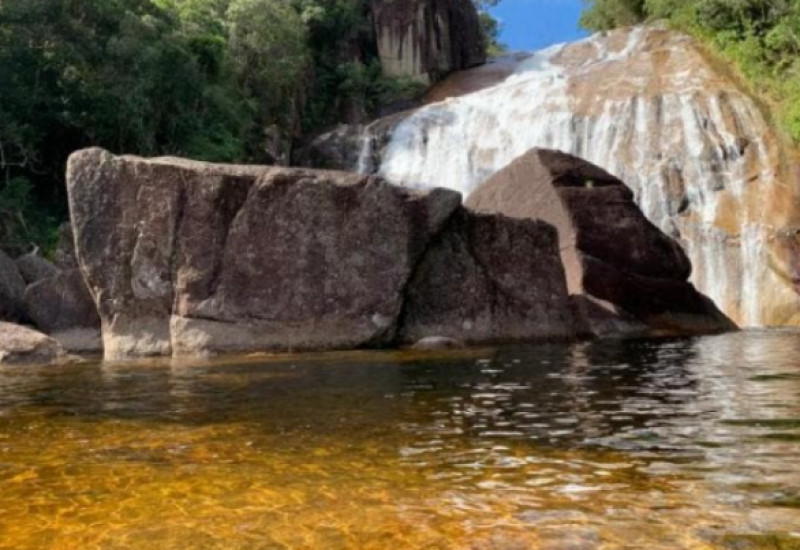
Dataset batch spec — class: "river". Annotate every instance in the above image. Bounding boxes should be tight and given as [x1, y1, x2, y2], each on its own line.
[0, 331, 799, 549]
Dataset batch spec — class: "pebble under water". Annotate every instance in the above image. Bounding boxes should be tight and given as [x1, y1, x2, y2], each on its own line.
[0, 331, 799, 549]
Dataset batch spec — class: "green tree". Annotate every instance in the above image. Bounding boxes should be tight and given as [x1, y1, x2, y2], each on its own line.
[0, 0, 252, 252]
[580, 0, 646, 30]
[227, 0, 309, 158]
[472, 0, 507, 56]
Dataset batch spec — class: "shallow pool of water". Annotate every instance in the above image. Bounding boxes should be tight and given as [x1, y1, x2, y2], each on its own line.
[1, 331, 799, 549]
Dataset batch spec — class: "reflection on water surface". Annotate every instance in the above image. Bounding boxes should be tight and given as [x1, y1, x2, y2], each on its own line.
[0, 331, 799, 549]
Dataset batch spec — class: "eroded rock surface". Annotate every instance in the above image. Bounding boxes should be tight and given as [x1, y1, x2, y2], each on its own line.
[467, 149, 736, 335]
[296, 113, 407, 173]
[0, 322, 66, 365]
[371, 0, 485, 85]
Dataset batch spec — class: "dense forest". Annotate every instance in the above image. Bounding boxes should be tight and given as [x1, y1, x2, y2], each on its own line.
[0, 0, 501, 254]
[3, 0, 800, 256]
[580, 0, 800, 143]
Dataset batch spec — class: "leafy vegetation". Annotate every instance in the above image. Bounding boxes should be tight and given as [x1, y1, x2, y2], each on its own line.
[474, 0, 507, 56]
[0, 177, 58, 254]
[0, 0, 502, 254]
[0, 0, 256, 254]
[580, 0, 645, 30]
[580, 0, 800, 144]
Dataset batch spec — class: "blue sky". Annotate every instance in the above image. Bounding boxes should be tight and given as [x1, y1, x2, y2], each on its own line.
[488, 0, 589, 52]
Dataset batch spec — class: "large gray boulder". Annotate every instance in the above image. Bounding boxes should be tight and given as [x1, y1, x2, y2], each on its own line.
[22, 269, 101, 353]
[0, 322, 66, 366]
[0, 250, 26, 322]
[67, 148, 463, 358]
[398, 210, 577, 343]
[467, 149, 736, 336]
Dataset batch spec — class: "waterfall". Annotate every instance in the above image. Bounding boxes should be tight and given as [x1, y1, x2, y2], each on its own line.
[364, 26, 800, 328]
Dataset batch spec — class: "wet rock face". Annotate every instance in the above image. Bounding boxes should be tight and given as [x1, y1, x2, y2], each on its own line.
[0, 250, 26, 323]
[398, 210, 578, 343]
[295, 113, 407, 173]
[0, 322, 66, 366]
[371, 0, 485, 85]
[410, 336, 465, 350]
[467, 149, 735, 335]
[296, 124, 367, 171]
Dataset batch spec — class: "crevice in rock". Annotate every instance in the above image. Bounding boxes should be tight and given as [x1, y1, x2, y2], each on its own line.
[168, 168, 190, 311]
[206, 175, 257, 300]
[373, 202, 463, 348]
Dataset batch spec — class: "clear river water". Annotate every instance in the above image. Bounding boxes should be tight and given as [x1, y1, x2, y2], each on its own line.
[1, 331, 799, 549]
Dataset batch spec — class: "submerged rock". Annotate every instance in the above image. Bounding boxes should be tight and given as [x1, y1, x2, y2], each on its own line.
[0, 322, 66, 365]
[295, 113, 406, 173]
[467, 149, 736, 336]
[410, 336, 466, 351]
[0, 250, 26, 323]
[399, 210, 578, 343]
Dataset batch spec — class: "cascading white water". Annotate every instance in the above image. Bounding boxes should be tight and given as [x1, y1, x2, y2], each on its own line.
[365, 26, 800, 327]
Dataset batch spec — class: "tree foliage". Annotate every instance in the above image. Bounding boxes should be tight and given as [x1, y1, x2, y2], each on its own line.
[579, 0, 646, 30]
[0, 0, 254, 253]
[3, 0, 496, 253]
[473, 0, 507, 56]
